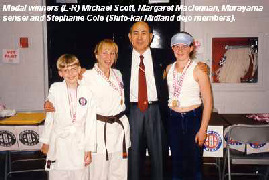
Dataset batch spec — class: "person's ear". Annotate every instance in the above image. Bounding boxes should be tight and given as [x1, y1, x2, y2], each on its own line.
[190, 45, 194, 52]
[58, 70, 63, 77]
[128, 33, 132, 43]
[95, 54, 99, 61]
[150, 33, 153, 43]
[77, 66, 81, 73]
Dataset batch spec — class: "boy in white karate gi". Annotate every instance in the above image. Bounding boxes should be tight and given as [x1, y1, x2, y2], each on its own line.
[40, 54, 96, 180]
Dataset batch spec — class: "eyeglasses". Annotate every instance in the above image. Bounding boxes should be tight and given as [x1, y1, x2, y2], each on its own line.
[172, 44, 190, 51]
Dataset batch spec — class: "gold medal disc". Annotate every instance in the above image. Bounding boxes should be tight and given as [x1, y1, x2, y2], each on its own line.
[172, 100, 178, 107]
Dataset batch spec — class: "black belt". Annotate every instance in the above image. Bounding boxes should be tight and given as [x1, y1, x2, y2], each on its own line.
[96, 111, 127, 161]
[130, 101, 159, 106]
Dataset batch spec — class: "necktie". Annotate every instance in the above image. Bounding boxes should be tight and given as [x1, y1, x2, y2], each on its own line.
[138, 55, 148, 112]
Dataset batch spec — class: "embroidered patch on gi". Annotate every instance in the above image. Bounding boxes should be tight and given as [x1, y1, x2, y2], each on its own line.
[19, 130, 39, 146]
[0, 130, 16, 147]
[79, 97, 87, 106]
[204, 130, 222, 152]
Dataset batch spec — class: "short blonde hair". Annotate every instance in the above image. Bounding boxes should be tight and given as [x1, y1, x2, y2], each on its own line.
[56, 54, 80, 70]
[94, 39, 118, 61]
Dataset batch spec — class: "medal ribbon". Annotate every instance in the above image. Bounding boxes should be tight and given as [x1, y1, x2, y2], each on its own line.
[67, 87, 77, 123]
[94, 64, 123, 100]
[173, 60, 192, 102]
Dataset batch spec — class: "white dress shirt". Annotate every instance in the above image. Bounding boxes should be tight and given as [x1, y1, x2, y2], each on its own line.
[130, 48, 158, 102]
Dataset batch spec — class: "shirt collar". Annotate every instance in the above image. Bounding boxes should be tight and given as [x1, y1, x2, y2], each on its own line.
[132, 47, 151, 57]
[132, 48, 151, 64]
[63, 80, 81, 87]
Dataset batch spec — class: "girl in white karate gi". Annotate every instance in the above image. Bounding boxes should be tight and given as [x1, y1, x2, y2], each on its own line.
[40, 54, 96, 180]
[82, 39, 130, 180]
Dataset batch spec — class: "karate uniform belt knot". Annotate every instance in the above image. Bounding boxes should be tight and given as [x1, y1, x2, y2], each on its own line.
[96, 111, 127, 161]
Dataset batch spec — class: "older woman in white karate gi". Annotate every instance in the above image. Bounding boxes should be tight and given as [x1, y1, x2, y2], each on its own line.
[82, 39, 130, 180]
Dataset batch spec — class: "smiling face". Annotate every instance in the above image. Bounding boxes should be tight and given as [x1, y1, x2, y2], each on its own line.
[57, 54, 81, 87]
[172, 43, 193, 62]
[128, 21, 153, 54]
[58, 64, 81, 87]
[95, 44, 117, 71]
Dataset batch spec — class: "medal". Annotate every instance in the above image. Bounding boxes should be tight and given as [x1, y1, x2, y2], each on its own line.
[94, 64, 124, 106]
[67, 86, 77, 123]
[172, 100, 178, 107]
[172, 60, 192, 108]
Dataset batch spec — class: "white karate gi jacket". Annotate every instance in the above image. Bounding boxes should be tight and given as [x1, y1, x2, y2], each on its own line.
[82, 66, 131, 154]
[40, 81, 97, 170]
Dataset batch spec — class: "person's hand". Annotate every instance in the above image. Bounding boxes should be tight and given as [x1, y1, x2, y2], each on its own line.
[84, 151, 92, 166]
[195, 130, 207, 147]
[41, 144, 49, 154]
[79, 68, 86, 80]
[44, 101, 55, 112]
[197, 62, 209, 75]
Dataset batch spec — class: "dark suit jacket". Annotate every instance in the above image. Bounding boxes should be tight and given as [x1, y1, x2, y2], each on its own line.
[116, 48, 170, 116]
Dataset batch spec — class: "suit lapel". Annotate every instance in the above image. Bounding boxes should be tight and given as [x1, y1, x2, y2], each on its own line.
[151, 49, 161, 98]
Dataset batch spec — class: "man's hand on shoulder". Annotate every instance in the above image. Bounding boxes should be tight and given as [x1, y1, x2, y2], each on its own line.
[197, 62, 209, 75]
[44, 101, 55, 112]
[163, 64, 172, 79]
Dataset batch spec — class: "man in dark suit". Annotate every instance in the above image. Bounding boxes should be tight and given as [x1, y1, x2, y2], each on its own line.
[117, 21, 167, 180]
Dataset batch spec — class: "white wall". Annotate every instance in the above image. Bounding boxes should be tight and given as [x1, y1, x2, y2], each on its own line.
[183, 0, 269, 113]
[0, 0, 47, 111]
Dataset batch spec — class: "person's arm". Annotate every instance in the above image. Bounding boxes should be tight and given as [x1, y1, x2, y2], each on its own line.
[194, 64, 213, 146]
[41, 144, 49, 154]
[40, 84, 56, 152]
[40, 112, 54, 146]
[84, 90, 97, 154]
[197, 62, 209, 75]
[84, 151, 92, 166]
[163, 64, 172, 79]
[44, 101, 55, 112]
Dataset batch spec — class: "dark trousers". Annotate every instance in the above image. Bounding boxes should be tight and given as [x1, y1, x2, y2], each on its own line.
[168, 107, 203, 180]
[128, 103, 164, 180]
